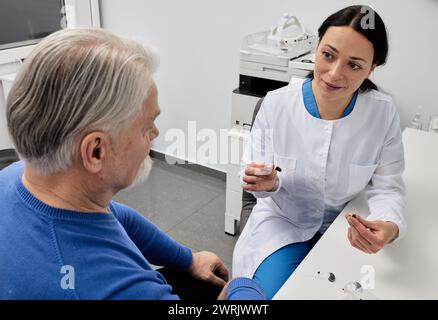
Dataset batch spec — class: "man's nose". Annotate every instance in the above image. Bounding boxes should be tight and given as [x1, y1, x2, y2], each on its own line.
[151, 126, 159, 140]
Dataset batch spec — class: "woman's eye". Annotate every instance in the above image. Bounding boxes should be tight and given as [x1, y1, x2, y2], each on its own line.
[322, 51, 333, 59]
[349, 62, 361, 70]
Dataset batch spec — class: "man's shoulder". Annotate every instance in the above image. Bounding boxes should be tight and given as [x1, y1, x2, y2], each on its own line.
[0, 160, 23, 180]
[109, 200, 148, 227]
[109, 200, 139, 217]
[0, 161, 23, 196]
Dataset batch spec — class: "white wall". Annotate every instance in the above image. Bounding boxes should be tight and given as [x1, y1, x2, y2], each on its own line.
[100, 0, 438, 172]
[3, 0, 435, 169]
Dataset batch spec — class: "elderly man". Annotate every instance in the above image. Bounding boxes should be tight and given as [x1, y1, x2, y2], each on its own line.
[0, 28, 264, 300]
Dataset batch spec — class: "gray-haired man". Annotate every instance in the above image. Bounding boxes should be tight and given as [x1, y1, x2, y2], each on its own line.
[0, 28, 264, 300]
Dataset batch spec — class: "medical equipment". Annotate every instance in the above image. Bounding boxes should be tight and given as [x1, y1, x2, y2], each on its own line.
[0, 0, 100, 65]
[343, 281, 362, 293]
[342, 281, 379, 300]
[428, 115, 438, 133]
[317, 271, 336, 282]
[239, 15, 316, 98]
[240, 14, 316, 83]
[410, 106, 423, 130]
[224, 15, 316, 235]
[0, 0, 101, 168]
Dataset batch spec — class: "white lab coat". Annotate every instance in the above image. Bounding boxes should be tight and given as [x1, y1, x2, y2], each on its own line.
[232, 79, 406, 278]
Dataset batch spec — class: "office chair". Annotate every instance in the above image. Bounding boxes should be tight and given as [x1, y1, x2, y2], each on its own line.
[238, 96, 264, 235]
[0, 149, 18, 170]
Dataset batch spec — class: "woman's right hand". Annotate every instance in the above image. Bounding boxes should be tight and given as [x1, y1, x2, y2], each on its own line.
[242, 162, 278, 192]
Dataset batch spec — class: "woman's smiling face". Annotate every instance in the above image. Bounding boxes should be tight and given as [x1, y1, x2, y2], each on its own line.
[313, 26, 376, 101]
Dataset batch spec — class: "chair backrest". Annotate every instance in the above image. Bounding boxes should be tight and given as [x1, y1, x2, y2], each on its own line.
[239, 96, 265, 234]
[0, 149, 18, 171]
[251, 96, 264, 126]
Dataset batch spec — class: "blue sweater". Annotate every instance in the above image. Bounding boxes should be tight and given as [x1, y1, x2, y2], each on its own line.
[0, 162, 264, 300]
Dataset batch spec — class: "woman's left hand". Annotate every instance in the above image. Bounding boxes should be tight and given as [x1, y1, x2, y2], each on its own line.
[345, 214, 399, 254]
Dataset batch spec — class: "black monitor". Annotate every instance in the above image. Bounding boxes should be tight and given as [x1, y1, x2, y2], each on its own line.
[0, 0, 64, 51]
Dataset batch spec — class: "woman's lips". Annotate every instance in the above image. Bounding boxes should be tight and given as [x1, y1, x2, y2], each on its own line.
[323, 80, 343, 91]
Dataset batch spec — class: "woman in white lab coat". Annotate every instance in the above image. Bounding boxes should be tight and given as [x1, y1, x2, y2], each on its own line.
[232, 5, 406, 299]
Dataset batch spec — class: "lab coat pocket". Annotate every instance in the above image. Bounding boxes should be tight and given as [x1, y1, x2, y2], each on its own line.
[274, 155, 297, 195]
[348, 163, 378, 195]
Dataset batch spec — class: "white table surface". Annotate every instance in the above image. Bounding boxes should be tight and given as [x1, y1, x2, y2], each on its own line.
[274, 128, 438, 300]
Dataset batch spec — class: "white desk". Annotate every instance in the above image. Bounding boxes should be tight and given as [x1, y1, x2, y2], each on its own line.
[274, 128, 438, 300]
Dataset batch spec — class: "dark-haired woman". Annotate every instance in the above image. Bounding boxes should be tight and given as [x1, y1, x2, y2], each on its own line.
[233, 5, 405, 299]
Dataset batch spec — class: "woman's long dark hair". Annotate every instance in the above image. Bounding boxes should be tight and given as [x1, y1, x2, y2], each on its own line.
[309, 5, 389, 92]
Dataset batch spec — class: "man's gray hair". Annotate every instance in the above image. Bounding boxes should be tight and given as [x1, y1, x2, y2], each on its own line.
[6, 27, 159, 174]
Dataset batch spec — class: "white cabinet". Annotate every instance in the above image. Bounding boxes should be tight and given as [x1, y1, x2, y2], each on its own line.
[224, 64, 314, 235]
[224, 92, 258, 235]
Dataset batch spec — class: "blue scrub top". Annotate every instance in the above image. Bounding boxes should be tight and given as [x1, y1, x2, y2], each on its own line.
[302, 78, 358, 119]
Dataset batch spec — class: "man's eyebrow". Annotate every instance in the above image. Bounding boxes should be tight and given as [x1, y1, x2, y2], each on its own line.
[325, 44, 367, 62]
[154, 110, 161, 119]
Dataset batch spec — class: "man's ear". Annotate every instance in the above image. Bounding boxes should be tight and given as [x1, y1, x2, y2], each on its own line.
[79, 131, 109, 174]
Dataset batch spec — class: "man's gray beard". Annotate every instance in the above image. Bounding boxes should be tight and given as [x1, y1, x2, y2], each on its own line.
[126, 156, 153, 190]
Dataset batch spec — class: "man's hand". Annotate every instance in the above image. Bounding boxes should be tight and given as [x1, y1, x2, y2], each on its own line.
[346, 213, 399, 254]
[217, 281, 230, 300]
[188, 251, 229, 287]
[242, 162, 278, 192]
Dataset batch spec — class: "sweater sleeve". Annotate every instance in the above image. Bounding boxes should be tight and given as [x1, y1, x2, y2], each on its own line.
[226, 278, 265, 300]
[104, 269, 180, 300]
[110, 201, 192, 271]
